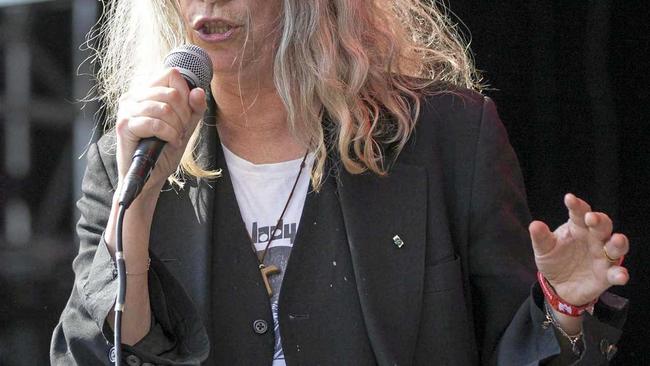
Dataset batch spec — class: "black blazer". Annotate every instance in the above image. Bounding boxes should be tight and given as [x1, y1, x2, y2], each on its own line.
[51, 89, 627, 365]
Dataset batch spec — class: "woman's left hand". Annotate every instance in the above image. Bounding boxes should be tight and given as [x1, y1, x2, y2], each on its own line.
[529, 193, 630, 307]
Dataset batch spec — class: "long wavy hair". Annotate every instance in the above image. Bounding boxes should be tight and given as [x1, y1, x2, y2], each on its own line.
[89, 0, 480, 188]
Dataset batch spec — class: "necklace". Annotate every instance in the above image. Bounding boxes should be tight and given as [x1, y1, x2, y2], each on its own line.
[251, 149, 310, 297]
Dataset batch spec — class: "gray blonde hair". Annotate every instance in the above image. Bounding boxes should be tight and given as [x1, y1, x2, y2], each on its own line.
[90, 0, 480, 188]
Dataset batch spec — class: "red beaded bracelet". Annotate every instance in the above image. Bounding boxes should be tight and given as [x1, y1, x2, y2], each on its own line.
[537, 272, 597, 317]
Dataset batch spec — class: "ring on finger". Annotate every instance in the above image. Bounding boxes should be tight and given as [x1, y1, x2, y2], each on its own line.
[603, 245, 619, 264]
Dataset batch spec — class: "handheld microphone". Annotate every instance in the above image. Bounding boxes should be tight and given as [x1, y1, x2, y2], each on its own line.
[117, 45, 213, 208]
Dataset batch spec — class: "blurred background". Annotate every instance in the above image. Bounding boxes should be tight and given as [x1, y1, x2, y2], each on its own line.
[0, 0, 647, 364]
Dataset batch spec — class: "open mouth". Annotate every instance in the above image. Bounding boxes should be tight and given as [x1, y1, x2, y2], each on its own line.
[198, 20, 239, 35]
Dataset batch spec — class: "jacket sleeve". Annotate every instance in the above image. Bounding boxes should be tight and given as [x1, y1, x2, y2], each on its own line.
[50, 138, 209, 365]
[467, 96, 628, 365]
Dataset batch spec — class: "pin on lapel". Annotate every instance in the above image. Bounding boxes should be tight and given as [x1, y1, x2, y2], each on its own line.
[393, 235, 405, 248]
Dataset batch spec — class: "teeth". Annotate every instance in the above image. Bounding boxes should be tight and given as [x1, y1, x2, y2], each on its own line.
[202, 22, 233, 35]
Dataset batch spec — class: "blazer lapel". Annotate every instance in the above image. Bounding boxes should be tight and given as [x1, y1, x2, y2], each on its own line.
[337, 162, 427, 365]
[149, 119, 218, 324]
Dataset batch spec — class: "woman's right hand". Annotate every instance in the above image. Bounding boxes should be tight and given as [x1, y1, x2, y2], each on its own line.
[105, 68, 207, 262]
[115, 68, 207, 197]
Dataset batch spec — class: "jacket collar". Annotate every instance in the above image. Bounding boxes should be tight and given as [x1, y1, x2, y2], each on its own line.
[150, 110, 219, 323]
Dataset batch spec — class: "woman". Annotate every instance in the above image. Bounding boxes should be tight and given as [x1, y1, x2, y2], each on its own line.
[51, 0, 629, 365]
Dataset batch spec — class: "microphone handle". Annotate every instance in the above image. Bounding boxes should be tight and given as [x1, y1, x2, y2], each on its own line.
[118, 137, 165, 208]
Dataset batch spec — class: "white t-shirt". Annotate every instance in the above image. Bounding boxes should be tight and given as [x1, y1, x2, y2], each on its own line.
[222, 144, 313, 366]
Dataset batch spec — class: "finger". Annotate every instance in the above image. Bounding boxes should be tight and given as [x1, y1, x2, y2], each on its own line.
[135, 88, 191, 136]
[133, 86, 192, 130]
[607, 266, 629, 286]
[168, 68, 191, 102]
[121, 116, 184, 148]
[147, 67, 190, 93]
[529, 220, 556, 256]
[604, 233, 629, 259]
[131, 100, 183, 129]
[585, 212, 613, 242]
[133, 86, 183, 104]
[185, 88, 207, 138]
[137, 69, 192, 122]
[564, 193, 592, 228]
[150, 73, 204, 133]
[188, 88, 207, 121]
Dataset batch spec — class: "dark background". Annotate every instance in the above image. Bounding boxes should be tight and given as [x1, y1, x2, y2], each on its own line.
[451, 1, 650, 364]
[0, 1, 647, 364]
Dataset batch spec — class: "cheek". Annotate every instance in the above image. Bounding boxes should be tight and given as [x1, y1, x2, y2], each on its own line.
[176, 0, 191, 20]
[251, 6, 282, 42]
[252, 0, 282, 27]
[186, 29, 198, 44]
[176, 3, 194, 40]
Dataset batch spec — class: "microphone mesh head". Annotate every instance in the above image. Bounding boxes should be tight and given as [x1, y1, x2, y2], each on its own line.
[164, 44, 213, 91]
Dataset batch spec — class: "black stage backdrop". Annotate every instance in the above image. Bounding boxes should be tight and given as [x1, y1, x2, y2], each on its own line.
[450, 1, 649, 364]
[0, 1, 647, 365]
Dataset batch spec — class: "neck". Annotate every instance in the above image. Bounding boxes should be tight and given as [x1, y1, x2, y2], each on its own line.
[211, 74, 306, 164]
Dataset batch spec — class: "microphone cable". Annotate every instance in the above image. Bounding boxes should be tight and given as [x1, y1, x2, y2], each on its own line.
[113, 204, 127, 366]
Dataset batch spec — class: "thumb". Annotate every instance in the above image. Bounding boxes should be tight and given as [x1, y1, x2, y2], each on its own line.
[188, 87, 208, 121]
[529, 220, 556, 256]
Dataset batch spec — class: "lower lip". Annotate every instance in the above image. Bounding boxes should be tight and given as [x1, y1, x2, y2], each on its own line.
[196, 27, 238, 43]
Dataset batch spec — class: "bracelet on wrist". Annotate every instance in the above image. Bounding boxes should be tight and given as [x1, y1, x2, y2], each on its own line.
[126, 257, 151, 276]
[542, 300, 584, 356]
[537, 271, 596, 317]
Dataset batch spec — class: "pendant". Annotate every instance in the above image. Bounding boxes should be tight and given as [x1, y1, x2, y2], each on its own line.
[259, 264, 280, 296]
